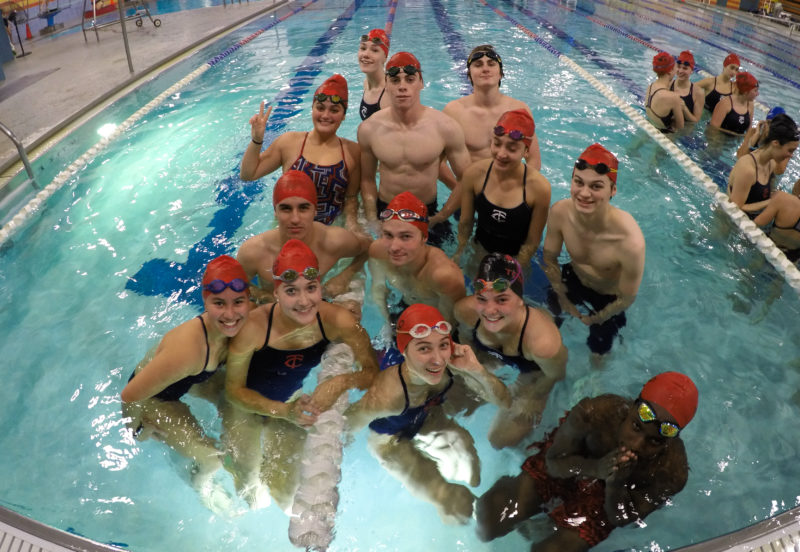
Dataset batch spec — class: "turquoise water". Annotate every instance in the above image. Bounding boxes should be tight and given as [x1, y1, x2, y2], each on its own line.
[2, 0, 800, 550]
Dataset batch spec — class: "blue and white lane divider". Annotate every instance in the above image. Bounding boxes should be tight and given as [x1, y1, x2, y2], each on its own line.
[479, 0, 800, 295]
[0, 0, 319, 248]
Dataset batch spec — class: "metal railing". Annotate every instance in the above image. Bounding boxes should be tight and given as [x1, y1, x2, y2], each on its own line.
[0, 120, 38, 190]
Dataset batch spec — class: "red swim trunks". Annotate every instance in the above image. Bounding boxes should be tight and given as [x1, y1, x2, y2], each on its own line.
[521, 431, 614, 546]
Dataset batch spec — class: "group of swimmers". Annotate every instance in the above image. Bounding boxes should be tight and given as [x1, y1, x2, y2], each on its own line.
[646, 49, 800, 258]
[121, 31, 728, 550]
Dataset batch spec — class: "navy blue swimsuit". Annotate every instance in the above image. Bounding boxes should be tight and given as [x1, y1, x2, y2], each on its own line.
[369, 365, 454, 439]
[246, 304, 330, 402]
[472, 307, 541, 374]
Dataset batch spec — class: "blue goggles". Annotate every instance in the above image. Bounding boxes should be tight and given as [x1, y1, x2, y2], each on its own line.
[203, 278, 249, 294]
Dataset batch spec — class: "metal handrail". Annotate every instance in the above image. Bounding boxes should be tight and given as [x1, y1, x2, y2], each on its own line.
[0, 121, 39, 190]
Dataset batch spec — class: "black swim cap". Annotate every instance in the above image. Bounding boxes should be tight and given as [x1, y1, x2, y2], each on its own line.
[765, 113, 799, 145]
[475, 253, 524, 296]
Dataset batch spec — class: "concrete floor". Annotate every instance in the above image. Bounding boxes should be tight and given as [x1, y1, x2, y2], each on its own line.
[0, 0, 281, 187]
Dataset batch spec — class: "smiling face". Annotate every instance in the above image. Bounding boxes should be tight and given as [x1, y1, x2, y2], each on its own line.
[404, 332, 451, 385]
[490, 134, 527, 169]
[723, 63, 739, 80]
[358, 40, 387, 74]
[771, 139, 799, 163]
[380, 218, 426, 266]
[204, 288, 250, 337]
[676, 61, 693, 81]
[275, 277, 322, 326]
[276, 197, 316, 240]
[311, 98, 345, 134]
[475, 288, 523, 333]
[570, 167, 616, 214]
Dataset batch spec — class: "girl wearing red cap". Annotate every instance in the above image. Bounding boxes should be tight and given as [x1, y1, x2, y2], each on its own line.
[710, 71, 758, 136]
[670, 50, 704, 123]
[345, 303, 509, 524]
[358, 28, 390, 120]
[645, 52, 684, 133]
[121, 255, 251, 513]
[697, 52, 740, 112]
[455, 109, 551, 267]
[240, 74, 361, 229]
[224, 240, 377, 509]
[454, 253, 567, 449]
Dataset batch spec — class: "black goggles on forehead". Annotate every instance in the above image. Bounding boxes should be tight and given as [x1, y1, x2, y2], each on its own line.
[386, 65, 420, 77]
[575, 158, 617, 175]
[467, 49, 502, 67]
[361, 34, 385, 44]
[314, 93, 345, 105]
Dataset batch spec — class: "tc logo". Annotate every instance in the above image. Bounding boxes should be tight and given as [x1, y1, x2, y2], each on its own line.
[491, 209, 507, 222]
[284, 354, 305, 370]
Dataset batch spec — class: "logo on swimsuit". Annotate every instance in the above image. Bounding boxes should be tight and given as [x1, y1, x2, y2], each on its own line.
[739, 116, 745, 125]
[360, 105, 367, 119]
[285, 354, 305, 370]
[491, 209, 507, 223]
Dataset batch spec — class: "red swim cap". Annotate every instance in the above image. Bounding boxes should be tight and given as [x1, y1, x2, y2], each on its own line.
[495, 109, 535, 147]
[383, 191, 428, 238]
[314, 74, 348, 110]
[202, 255, 249, 299]
[652, 52, 675, 74]
[396, 303, 451, 353]
[577, 143, 619, 184]
[723, 53, 740, 68]
[640, 371, 698, 429]
[272, 239, 319, 287]
[364, 28, 389, 57]
[273, 170, 317, 208]
[735, 71, 758, 94]
[386, 51, 422, 73]
[677, 50, 695, 68]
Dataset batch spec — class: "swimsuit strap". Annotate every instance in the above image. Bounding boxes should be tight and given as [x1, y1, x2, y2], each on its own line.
[263, 303, 277, 348]
[337, 137, 349, 173]
[669, 81, 675, 91]
[377, 88, 385, 102]
[480, 161, 493, 193]
[522, 163, 528, 203]
[397, 364, 411, 413]
[516, 306, 531, 356]
[292, 132, 310, 166]
[316, 311, 329, 342]
[197, 315, 210, 370]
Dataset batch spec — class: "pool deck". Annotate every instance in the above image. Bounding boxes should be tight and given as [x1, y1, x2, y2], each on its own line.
[0, 0, 283, 187]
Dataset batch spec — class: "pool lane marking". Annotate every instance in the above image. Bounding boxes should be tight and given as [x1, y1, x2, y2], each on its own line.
[384, 0, 398, 38]
[429, 0, 472, 94]
[478, 0, 800, 294]
[0, 0, 320, 249]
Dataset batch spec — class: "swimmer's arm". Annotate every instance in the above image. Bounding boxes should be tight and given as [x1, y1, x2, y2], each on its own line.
[453, 163, 480, 262]
[527, 344, 567, 402]
[691, 87, 704, 122]
[517, 173, 551, 267]
[368, 252, 391, 322]
[430, 162, 460, 226]
[121, 332, 201, 402]
[236, 243, 274, 305]
[357, 122, 379, 222]
[736, 122, 764, 158]
[604, 457, 687, 526]
[343, 141, 362, 232]
[453, 297, 479, 346]
[707, 100, 728, 131]
[694, 76, 714, 96]
[672, 95, 685, 130]
[431, 264, 467, 323]
[541, 204, 580, 317]
[322, 229, 371, 298]
[728, 160, 758, 210]
[544, 399, 603, 478]
[321, 304, 379, 391]
[344, 381, 401, 434]
[526, 132, 542, 171]
[241, 104, 284, 181]
[754, 192, 782, 226]
[449, 344, 511, 408]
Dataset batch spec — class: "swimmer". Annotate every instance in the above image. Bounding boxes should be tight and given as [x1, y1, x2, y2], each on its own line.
[670, 51, 704, 123]
[358, 29, 391, 120]
[454, 253, 567, 449]
[454, 109, 551, 268]
[476, 371, 698, 551]
[543, 144, 645, 358]
[644, 52, 684, 133]
[709, 71, 758, 136]
[121, 255, 250, 514]
[443, 44, 541, 169]
[754, 179, 800, 262]
[358, 51, 470, 232]
[345, 304, 510, 524]
[368, 191, 466, 325]
[696, 52, 740, 113]
[728, 114, 799, 219]
[236, 170, 370, 306]
[735, 107, 789, 176]
[224, 239, 378, 509]
[241, 74, 361, 229]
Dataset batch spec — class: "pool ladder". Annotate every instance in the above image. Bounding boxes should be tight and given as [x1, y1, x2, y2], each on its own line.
[0, 120, 39, 225]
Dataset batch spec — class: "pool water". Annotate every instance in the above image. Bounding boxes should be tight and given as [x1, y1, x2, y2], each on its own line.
[2, 0, 800, 550]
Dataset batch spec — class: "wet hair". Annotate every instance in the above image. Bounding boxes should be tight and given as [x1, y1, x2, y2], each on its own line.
[467, 44, 504, 87]
[475, 253, 524, 296]
[765, 113, 799, 145]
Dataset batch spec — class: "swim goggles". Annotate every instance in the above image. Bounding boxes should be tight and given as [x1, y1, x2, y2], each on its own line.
[493, 125, 531, 142]
[474, 255, 522, 293]
[398, 320, 453, 339]
[378, 208, 428, 223]
[575, 158, 618, 175]
[203, 278, 249, 294]
[386, 65, 420, 77]
[274, 266, 320, 283]
[314, 93, 345, 105]
[467, 49, 502, 67]
[676, 60, 693, 68]
[361, 34, 386, 45]
[635, 398, 681, 438]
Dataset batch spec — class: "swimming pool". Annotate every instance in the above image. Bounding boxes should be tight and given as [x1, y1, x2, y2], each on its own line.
[2, 0, 800, 550]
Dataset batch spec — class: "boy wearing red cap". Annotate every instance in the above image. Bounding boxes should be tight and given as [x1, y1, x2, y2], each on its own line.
[358, 51, 471, 230]
[358, 28, 390, 120]
[368, 191, 466, 324]
[543, 144, 645, 357]
[236, 170, 370, 306]
[645, 52, 684, 133]
[443, 45, 542, 170]
[477, 371, 698, 550]
[671, 50, 704, 123]
[241, 74, 361, 229]
[697, 52, 740, 112]
[709, 71, 758, 136]
[346, 303, 510, 524]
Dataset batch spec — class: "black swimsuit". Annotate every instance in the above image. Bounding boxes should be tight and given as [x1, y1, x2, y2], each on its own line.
[740, 153, 771, 220]
[359, 88, 385, 120]
[646, 86, 674, 131]
[720, 96, 750, 135]
[704, 76, 732, 112]
[474, 162, 533, 256]
[670, 81, 695, 115]
[472, 306, 541, 373]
